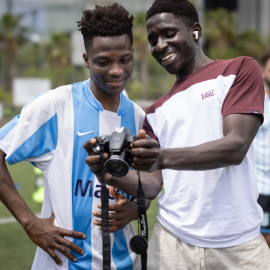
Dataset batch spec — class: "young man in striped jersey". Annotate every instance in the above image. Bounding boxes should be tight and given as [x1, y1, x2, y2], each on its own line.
[86, 0, 270, 269]
[0, 3, 146, 270]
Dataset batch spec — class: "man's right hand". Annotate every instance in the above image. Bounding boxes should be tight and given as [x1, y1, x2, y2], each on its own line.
[130, 130, 161, 172]
[24, 211, 86, 266]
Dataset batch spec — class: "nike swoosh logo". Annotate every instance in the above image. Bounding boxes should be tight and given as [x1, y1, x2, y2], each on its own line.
[77, 131, 97, 136]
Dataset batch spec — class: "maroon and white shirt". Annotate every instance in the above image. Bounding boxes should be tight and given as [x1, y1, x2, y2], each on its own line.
[143, 57, 264, 248]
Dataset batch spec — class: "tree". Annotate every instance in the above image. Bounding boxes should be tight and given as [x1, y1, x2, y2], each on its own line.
[23, 32, 86, 89]
[0, 14, 28, 93]
[204, 8, 237, 49]
[133, 12, 149, 100]
[237, 30, 267, 60]
[204, 8, 268, 61]
[44, 33, 71, 68]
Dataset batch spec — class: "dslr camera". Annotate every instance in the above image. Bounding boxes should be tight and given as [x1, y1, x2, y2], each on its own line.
[93, 127, 139, 177]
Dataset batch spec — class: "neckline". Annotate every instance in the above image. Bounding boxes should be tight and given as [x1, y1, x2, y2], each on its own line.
[82, 78, 127, 116]
[174, 59, 219, 86]
[103, 109, 118, 115]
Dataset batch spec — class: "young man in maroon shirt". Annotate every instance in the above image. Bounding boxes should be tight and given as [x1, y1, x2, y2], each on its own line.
[85, 0, 270, 269]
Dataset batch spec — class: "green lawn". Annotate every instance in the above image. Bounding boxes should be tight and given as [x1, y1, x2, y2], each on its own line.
[0, 162, 41, 219]
[0, 161, 159, 270]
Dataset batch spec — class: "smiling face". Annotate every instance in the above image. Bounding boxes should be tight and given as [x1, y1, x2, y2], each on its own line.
[83, 34, 134, 96]
[147, 13, 199, 77]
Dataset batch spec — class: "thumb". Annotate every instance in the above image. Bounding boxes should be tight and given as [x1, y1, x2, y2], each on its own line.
[109, 186, 120, 201]
[109, 186, 126, 202]
[138, 129, 146, 140]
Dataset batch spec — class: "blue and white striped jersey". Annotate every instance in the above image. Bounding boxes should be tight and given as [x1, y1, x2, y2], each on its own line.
[0, 79, 145, 270]
[254, 95, 270, 196]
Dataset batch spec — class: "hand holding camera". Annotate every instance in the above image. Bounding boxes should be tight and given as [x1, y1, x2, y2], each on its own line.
[92, 127, 139, 177]
[84, 128, 161, 181]
[129, 130, 161, 173]
[84, 127, 139, 182]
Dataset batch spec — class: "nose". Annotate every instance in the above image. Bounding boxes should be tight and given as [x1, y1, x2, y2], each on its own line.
[156, 37, 168, 52]
[108, 63, 123, 77]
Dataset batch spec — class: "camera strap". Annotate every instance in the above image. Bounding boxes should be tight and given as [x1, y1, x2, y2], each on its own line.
[100, 144, 111, 270]
[137, 171, 148, 270]
[98, 144, 148, 270]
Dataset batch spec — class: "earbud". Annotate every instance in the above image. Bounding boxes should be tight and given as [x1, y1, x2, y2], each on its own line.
[194, 31, 199, 40]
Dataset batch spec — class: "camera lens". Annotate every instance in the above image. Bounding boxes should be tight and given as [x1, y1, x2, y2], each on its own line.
[105, 156, 130, 177]
[109, 161, 125, 174]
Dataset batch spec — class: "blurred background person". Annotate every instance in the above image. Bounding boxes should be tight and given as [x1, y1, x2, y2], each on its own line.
[254, 49, 270, 248]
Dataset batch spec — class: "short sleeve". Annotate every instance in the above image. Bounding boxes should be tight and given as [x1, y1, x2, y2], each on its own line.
[222, 57, 265, 124]
[142, 116, 159, 144]
[0, 91, 58, 165]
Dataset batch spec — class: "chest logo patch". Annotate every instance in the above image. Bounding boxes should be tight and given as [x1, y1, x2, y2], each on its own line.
[77, 130, 97, 136]
[201, 90, 214, 100]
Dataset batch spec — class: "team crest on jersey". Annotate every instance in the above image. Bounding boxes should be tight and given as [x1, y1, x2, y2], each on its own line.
[201, 90, 214, 100]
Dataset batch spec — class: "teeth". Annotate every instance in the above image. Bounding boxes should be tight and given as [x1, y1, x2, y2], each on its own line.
[162, 53, 176, 62]
[109, 80, 122, 83]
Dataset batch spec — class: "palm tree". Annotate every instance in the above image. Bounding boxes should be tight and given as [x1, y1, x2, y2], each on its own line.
[0, 14, 28, 93]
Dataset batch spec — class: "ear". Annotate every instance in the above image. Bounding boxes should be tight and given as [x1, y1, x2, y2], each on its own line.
[192, 23, 202, 41]
[83, 52, 90, 69]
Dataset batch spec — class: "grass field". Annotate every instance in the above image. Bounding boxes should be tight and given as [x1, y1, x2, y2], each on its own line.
[0, 161, 159, 270]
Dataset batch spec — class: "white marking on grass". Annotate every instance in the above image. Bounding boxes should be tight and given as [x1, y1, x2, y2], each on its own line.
[0, 213, 40, 225]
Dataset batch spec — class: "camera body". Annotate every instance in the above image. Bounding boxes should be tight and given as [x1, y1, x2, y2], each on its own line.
[93, 127, 139, 177]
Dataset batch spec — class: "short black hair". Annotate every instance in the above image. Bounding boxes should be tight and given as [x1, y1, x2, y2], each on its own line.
[77, 3, 134, 51]
[146, 0, 199, 28]
[261, 49, 270, 67]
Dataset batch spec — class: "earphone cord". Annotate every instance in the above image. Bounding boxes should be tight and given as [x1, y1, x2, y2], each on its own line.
[100, 145, 111, 270]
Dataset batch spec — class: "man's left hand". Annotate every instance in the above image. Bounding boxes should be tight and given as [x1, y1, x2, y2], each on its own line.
[92, 186, 138, 233]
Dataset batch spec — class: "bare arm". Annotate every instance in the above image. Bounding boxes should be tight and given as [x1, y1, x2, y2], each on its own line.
[131, 114, 261, 171]
[0, 150, 37, 226]
[84, 114, 260, 199]
[0, 150, 86, 265]
[107, 170, 163, 200]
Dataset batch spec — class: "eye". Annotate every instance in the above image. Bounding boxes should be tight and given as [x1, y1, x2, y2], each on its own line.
[122, 58, 131, 64]
[166, 32, 176, 38]
[149, 39, 157, 46]
[96, 61, 108, 66]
